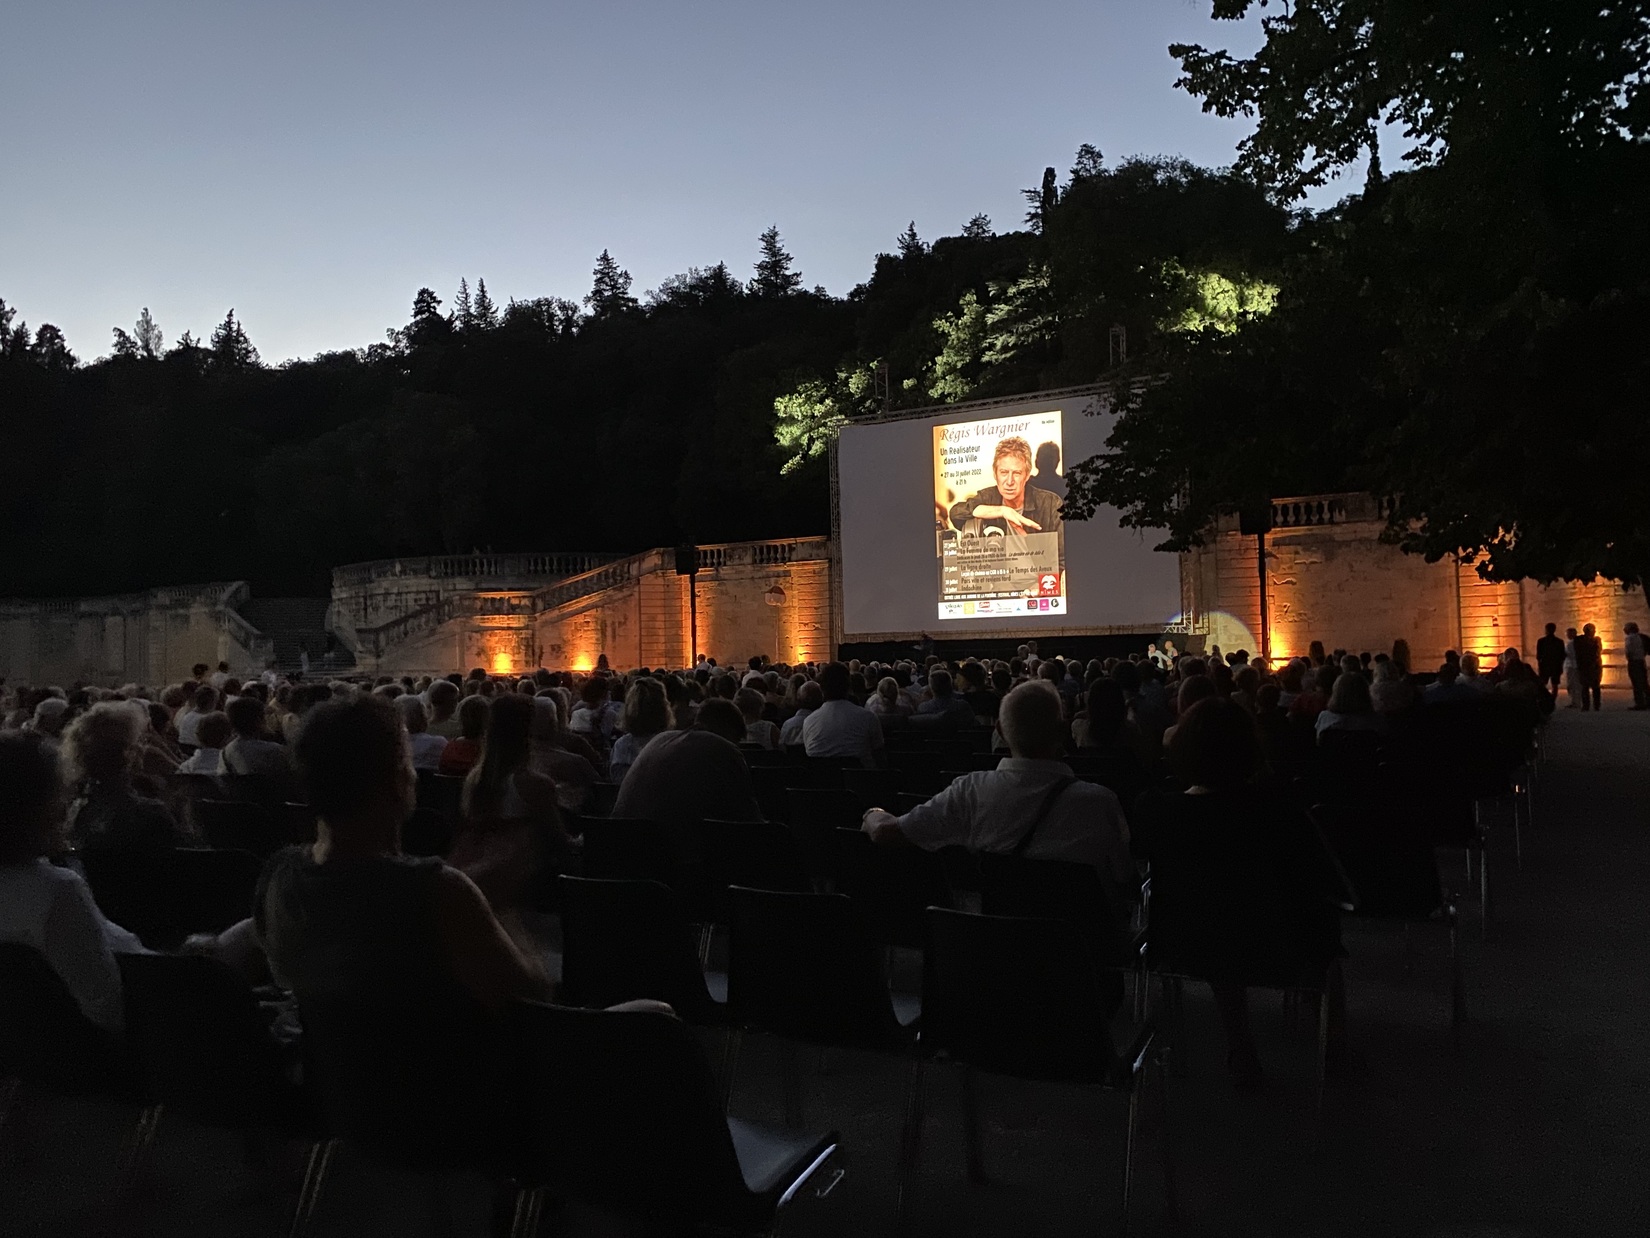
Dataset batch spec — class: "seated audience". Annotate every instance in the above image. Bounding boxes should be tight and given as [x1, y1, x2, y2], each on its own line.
[1315, 671, 1384, 738]
[437, 694, 491, 777]
[609, 678, 671, 782]
[175, 684, 218, 749]
[863, 681, 1133, 906]
[425, 679, 462, 739]
[455, 694, 570, 908]
[397, 696, 449, 771]
[610, 706, 762, 825]
[1133, 698, 1346, 1087]
[1369, 659, 1415, 715]
[176, 711, 233, 773]
[915, 669, 975, 726]
[0, 733, 147, 1034]
[735, 687, 779, 749]
[803, 662, 885, 767]
[63, 702, 186, 854]
[779, 680, 823, 745]
[222, 695, 292, 778]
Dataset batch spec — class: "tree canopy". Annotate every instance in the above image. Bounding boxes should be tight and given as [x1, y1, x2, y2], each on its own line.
[1070, 0, 1650, 588]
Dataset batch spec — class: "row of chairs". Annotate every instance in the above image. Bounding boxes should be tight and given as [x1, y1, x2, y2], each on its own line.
[554, 874, 1168, 1225]
[0, 943, 837, 1236]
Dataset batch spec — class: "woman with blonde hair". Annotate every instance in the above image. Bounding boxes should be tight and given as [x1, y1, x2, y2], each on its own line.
[63, 702, 186, 855]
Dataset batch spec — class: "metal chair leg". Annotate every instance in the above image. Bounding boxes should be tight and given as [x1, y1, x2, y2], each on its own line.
[779, 1038, 805, 1129]
[119, 1103, 164, 1190]
[1122, 1067, 1141, 1222]
[1314, 991, 1331, 1117]
[1449, 908, 1465, 1052]
[894, 1057, 926, 1233]
[960, 1064, 986, 1185]
[510, 1186, 546, 1238]
[0, 1077, 18, 1139]
[288, 1138, 338, 1238]
[1157, 1051, 1178, 1224]
[718, 1028, 743, 1113]
[1479, 844, 1490, 939]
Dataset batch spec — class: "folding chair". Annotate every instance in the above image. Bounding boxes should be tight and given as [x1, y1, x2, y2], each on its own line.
[510, 1001, 839, 1236]
[556, 875, 726, 1022]
[899, 909, 1170, 1227]
[194, 799, 288, 859]
[0, 943, 155, 1182]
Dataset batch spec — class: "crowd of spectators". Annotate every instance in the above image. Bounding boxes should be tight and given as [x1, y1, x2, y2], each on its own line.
[0, 632, 1566, 1089]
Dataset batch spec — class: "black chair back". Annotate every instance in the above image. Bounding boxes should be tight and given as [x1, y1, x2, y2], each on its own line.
[785, 788, 863, 879]
[840, 767, 902, 810]
[510, 1002, 765, 1229]
[576, 816, 701, 892]
[1312, 802, 1444, 919]
[699, 819, 809, 913]
[194, 799, 288, 859]
[81, 847, 264, 951]
[921, 908, 1113, 1081]
[295, 990, 521, 1173]
[556, 876, 722, 1021]
[401, 807, 454, 858]
[416, 770, 466, 820]
[587, 780, 621, 818]
[978, 854, 1129, 967]
[0, 942, 134, 1098]
[829, 828, 951, 948]
[726, 886, 909, 1048]
[118, 952, 298, 1129]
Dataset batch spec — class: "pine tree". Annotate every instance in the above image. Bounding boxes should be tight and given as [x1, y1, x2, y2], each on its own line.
[1069, 143, 1104, 180]
[408, 287, 450, 346]
[897, 221, 926, 260]
[472, 278, 499, 330]
[962, 213, 994, 239]
[750, 225, 802, 297]
[209, 309, 259, 367]
[0, 298, 27, 360]
[412, 287, 443, 322]
[454, 278, 475, 331]
[31, 324, 75, 370]
[135, 307, 163, 357]
[585, 250, 638, 317]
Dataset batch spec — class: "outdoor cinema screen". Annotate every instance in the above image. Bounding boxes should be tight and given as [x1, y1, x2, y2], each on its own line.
[835, 392, 1182, 639]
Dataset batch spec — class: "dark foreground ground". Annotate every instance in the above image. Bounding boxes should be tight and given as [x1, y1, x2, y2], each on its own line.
[3, 706, 1646, 1237]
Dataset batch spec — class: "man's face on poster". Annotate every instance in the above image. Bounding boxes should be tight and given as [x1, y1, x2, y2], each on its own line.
[994, 450, 1030, 507]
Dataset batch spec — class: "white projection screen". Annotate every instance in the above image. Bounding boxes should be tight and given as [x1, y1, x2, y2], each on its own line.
[834, 391, 1183, 641]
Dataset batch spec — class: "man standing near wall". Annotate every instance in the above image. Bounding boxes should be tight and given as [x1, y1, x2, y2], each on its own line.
[1576, 623, 1604, 711]
[1624, 622, 1649, 711]
[1535, 623, 1566, 703]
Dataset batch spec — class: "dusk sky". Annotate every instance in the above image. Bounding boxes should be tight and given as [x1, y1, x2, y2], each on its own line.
[3, 1, 1363, 364]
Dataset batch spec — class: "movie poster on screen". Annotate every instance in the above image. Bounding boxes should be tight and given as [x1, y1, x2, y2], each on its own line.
[933, 410, 1065, 621]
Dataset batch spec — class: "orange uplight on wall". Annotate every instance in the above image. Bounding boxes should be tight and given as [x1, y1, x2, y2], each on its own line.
[491, 650, 514, 675]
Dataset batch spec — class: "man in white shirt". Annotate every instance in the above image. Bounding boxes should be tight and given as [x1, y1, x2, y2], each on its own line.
[1625, 622, 1649, 711]
[174, 683, 219, 748]
[802, 663, 885, 767]
[779, 681, 822, 747]
[862, 680, 1132, 905]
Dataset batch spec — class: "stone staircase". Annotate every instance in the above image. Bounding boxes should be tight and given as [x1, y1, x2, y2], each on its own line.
[235, 597, 355, 675]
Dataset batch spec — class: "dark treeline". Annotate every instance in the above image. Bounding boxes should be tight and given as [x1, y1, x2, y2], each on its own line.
[0, 150, 1287, 598]
[8, 2, 1647, 598]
